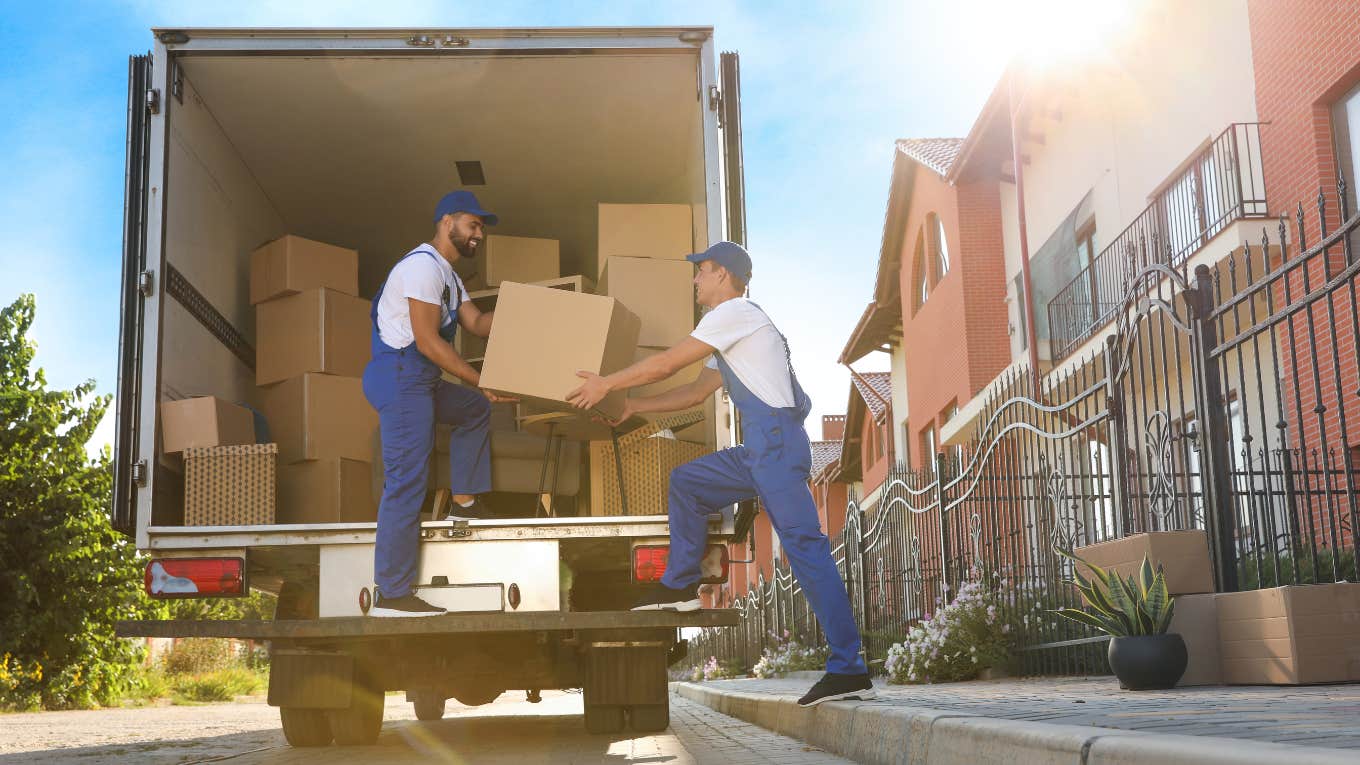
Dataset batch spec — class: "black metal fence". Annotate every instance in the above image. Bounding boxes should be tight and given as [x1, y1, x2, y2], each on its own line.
[687, 189, 1360, 678]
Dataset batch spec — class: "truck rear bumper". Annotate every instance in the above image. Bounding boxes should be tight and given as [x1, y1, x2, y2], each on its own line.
[116, 609, 738, 640]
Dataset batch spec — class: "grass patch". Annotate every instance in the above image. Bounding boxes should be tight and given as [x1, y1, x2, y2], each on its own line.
[170, 668, 266, 704]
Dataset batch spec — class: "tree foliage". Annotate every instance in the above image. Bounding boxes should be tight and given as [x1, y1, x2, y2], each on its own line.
[0, 294, 155, 710]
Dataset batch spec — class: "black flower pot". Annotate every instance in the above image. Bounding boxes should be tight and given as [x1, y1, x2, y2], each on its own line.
[1107, 633, 1187, 690]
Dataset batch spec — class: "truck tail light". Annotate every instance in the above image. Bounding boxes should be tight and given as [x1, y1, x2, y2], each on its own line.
[144, 558, 245, 598]
[632, 545, 729, 584]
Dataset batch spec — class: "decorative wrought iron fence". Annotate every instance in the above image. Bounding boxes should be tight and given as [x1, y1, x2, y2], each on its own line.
[685, 188, 1360, 680]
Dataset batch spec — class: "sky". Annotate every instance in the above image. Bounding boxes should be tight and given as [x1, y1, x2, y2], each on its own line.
[0, 0, 1015, 456]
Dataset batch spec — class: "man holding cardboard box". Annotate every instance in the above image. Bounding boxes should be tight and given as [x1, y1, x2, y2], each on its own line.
[567, 242, 873, 707]
[363, 190, 511, 618]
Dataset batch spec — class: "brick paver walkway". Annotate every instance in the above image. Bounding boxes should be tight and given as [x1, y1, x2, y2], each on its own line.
[706, 675, 1360, 751]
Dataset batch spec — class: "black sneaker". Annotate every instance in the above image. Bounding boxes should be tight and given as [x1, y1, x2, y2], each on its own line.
[444, 497, 494, 521]
[369, 592, 447, 618]
[630, 583, 701, 612]
[797, 672, 876, 707]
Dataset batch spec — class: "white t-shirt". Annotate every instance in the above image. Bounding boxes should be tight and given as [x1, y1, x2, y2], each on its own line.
[375, 244, 465, 349]
[691, 298, 796, 408]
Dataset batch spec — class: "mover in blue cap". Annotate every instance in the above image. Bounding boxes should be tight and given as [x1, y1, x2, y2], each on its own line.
[566, 241, 874, 706]
[363, 190, 512, 617]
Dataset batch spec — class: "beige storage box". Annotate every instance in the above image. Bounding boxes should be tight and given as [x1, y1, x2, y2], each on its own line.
[161, 396, 257, 454]
[255, 288, 371, 386]
[184, 444, 277, 526]
[481, 235, 560, 287]
[479, 281, 640, 431]
[597, 203, 693, 273]
[260, 373, 378, 465]
[277, 458, 375, 524]
[600, 256, 696, 347]
[250, 234, 358, 305]
[1217, 583, 1360, 685]
[1169, 593, 1222, 687]
[1075, 530, 1214, 595]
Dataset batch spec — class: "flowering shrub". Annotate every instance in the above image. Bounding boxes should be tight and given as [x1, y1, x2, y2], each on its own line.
[689, 656, 743, 682]
[884, 580, 1013, 684]
[751, 631, 828, 678]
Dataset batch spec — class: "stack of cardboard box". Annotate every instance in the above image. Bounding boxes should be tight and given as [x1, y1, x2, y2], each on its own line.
[162, 396, 273, 526]
[252, 235, 379, 524]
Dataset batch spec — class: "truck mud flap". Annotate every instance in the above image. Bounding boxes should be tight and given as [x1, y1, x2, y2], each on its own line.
[585, 641, 669, 707]
[267, 650, 352, 710]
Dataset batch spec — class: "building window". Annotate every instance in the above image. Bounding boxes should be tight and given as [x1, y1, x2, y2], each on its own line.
[913, 231, 929, 310]
[1076, 221, 1099, 323]
[930, 213, 951, 280]
[919, 426, 937, 472]
[1332, 81, 1360, 244]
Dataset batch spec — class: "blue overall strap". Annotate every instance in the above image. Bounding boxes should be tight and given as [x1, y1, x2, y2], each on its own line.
[714, 300, 812, 420]
[370, 245, 460, 340]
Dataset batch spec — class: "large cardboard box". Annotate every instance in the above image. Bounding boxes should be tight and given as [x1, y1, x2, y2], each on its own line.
[277, 458, 375, 524]
[481, 235, 560, 287]
[255, 288, 371, 386]
[184, 444, 276, 526]
[597, 204, 693, 273]
[161, 396, 257, 454]
[250, 235, 358, 305]
[260, 373, 378, 465]
[1169, 593, 1221, 687]
[1075, 530, 1214, 595]
[479, 281, 641, 431]
[589, 436, 708, 517]
[600, 257, 696, 347]
[1217, 583, 1360, 685]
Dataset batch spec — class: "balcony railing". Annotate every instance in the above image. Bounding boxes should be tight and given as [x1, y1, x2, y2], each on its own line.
[1047, 122, 1268, 359]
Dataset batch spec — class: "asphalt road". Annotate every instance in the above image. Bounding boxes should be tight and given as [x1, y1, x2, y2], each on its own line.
[0, 689, 852, 764]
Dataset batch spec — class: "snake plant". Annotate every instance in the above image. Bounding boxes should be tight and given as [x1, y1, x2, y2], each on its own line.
[1051, 547, 1176, 637]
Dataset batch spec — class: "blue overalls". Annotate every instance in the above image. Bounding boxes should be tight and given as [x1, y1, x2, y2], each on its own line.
[661, 308, 867, 675]
[362, 245, 492, 599]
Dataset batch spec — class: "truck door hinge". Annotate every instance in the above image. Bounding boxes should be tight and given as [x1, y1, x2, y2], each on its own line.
[708, 85, 723, 115]
[138, 270, 155, 297]
[407, 35, 436, 47]
[443, 36, 470, 47]
[146, 88, 160, 115]
[131, 459, 148, 487]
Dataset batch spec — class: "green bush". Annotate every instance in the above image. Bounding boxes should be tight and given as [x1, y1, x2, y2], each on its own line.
[123, 665, 171, 706]
[161, 639, 238, 677]
[0, 295, 165, 711]
[171, 668, 265, 704]
[1238, 547, 1357, 590]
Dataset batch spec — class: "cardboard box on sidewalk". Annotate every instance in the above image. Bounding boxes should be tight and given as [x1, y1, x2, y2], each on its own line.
[600, 256, 696, 347]
[161, 396, 257, 454]
[256, 288, 371, 386]
[479, 281, 641, 429]
[1075, 530, 1214, 595]
[480, 235, 560, 287]
[1217, 583, 1360, 685]
[250, 235, 359, 305]
[1169, 593, 1221, 687]
[260, 373, 378, 465]
[184, 444, 276, 526]
[277, 458, 375, 524]
[597, 204, 693, 272]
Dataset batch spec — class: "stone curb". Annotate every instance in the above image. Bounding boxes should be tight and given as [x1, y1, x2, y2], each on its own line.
[671, 681, 1355, 765]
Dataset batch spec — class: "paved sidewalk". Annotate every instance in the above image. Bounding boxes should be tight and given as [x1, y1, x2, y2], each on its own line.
[675, 675, 1360, 764]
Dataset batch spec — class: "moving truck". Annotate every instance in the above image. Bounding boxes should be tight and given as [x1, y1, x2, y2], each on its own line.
[113, 26, 749, 746]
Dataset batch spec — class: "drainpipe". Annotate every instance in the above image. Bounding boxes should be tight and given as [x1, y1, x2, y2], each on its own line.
[1009, 67, 1043, 395]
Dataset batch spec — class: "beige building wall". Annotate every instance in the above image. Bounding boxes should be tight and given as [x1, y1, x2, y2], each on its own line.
[889, 339, 910, 462]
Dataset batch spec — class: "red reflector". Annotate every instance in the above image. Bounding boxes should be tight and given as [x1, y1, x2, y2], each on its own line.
[633, 544, 730, 584]
[633, 546, 669, 583]
[144, 558, 245, 598]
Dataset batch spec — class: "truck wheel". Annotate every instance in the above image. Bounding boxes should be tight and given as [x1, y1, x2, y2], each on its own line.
[280, 707, 333, 747]
[329, 672, 384, 745]
[628, 702, 669, 732]
[584, 703, 626, 734]
[412, 691, 445, 721]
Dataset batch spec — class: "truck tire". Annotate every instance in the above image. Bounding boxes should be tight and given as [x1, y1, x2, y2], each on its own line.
[280, 707, 333, 747]
[329, 671, 384, 745]
[628, 702, 669, 732]
[412, 691, 445, 721]
[584, 703, 626, 734]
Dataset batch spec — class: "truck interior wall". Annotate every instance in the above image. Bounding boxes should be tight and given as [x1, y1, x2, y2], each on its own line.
[161, 72, 286, 422]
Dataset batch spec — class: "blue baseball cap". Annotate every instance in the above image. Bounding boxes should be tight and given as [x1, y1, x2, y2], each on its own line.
[433, 190, 498, 226]
[686, 241, 752, 282]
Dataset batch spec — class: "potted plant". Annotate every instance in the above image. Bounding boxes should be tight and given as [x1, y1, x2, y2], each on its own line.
[1052, 547, 1187, 690]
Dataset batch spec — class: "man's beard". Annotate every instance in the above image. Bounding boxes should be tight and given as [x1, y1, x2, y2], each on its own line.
[453, 234, 479, 258]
